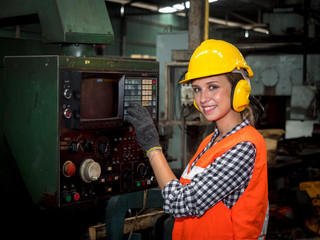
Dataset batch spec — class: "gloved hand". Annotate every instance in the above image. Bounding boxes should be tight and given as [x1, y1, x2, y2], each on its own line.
[125, 102, 161, 156]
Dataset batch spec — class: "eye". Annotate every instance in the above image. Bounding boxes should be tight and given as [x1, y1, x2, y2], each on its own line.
[192, 87, 201, 93]
[209, 85, 218, 90]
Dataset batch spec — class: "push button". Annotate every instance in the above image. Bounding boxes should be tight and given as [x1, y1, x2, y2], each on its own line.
[63, 89, 72, 99]
[63, 193, 72, 203]
[64, 108, 72, 118]
[63, 161, 76, 177]
[72, 192, 80, 201]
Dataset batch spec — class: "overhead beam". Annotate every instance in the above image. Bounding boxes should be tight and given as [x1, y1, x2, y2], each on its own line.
[229, 12, 257, 25]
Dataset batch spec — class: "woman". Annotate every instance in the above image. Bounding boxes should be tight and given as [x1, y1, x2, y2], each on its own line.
[126, 39, 269, 240]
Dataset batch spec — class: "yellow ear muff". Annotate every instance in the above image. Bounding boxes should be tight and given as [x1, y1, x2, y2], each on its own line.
[231, 79, 251, 112]
[193, 99, 200, 111]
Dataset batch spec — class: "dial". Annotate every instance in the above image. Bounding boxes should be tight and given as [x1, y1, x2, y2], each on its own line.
[95, 137, 110, 157]
[137, 163, 148, 178]
[98, 141, 108, 154]
[80, 159, 101, 183]
[82, 139, 93, 152]
[69, 141, 79, 153]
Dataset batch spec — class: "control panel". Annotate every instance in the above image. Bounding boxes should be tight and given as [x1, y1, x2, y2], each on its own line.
[4, 55, 159, 207]
[59, 72, 159, 206]
[59, 127, 156, 205]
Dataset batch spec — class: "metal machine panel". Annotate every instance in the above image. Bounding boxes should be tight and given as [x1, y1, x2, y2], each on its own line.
[4, 56, 60, 205]
[53, 0, 113, 43]
[4, 55, 159, 206]
[0, 0, 114, 44]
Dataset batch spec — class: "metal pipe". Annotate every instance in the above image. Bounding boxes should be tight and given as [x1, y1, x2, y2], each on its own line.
[204, 0, 209, 40]
[180, 106, 186, 171]
[15, 25, 20, 38]
[303, 0, 310, 85]
[188, 0, 206, 50]
[120, 5, 126, 57]
[125, 16, 186, 30]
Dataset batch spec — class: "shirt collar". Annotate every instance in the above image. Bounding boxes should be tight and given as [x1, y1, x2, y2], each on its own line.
[211, 119, 251, 144]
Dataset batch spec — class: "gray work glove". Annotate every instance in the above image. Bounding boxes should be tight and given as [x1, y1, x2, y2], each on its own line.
[125, 102, 161, 155]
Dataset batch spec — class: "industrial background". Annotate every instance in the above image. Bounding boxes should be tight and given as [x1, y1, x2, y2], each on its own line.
[1, 0, 320, 239]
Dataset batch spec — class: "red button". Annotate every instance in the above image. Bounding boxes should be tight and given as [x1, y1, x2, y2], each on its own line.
[73, 192, 80, 201]
[153, 80, 156, 85]
[64, 109, 72, 118]
[63, 161, 76, 177]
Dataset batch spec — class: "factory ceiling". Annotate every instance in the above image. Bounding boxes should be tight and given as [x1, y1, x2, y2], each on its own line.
[106, 0, 320, 53]
[125, 0, 276, 23]
[106, 0, 287, 33]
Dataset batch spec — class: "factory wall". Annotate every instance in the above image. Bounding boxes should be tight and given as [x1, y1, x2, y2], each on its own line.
[104, 2, 188, 57]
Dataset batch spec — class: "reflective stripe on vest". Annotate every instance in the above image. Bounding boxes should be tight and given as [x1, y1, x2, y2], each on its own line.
[173, 125, 268, 240]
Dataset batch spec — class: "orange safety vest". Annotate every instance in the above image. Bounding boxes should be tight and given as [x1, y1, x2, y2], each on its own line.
[172, 125, 268, 240]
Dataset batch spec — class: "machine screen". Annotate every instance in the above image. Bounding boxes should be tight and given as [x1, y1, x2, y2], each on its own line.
[80, 78, 118, 120]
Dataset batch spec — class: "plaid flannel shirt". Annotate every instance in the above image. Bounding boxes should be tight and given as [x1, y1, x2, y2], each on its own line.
[162, 119, 256, 218]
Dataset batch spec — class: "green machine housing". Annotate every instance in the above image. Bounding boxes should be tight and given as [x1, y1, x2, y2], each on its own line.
[4, 55, 159, 207]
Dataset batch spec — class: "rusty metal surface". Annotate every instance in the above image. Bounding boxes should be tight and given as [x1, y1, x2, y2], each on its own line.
[188, 0, 206, 50]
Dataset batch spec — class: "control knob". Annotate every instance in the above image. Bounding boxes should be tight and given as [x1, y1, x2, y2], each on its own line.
[82, 139, 93, 152]
[137, 163, 148, 178]
[80, 159, 101, 183]
[98, 141, 108, 154]
[96, 137, 110, 156]
[69, 141, 79, 153]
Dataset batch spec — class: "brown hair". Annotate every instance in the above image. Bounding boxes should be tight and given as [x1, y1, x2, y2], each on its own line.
[225, 73, 255, 127]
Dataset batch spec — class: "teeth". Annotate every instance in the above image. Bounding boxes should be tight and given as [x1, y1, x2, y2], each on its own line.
[203, 106, 215, 111]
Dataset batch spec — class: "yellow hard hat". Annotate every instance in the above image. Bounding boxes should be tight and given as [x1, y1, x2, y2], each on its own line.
[180, 39, 253, 84]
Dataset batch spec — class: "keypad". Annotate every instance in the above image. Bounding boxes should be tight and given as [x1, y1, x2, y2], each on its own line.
[124, 78, 157, 119]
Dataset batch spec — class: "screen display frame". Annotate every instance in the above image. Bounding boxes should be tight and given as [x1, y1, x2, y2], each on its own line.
[60, 71, 125, 130]
[60, 69, 158, 130]
[79, 73, 124, 122]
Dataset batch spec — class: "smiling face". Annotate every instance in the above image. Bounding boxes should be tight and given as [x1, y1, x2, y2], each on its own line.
[192, 74, 240, 124]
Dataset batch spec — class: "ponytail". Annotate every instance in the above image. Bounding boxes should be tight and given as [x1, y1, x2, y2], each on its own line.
[241, 105, 255, 127]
